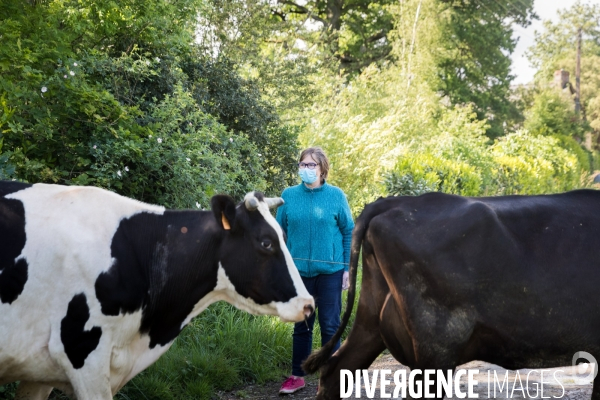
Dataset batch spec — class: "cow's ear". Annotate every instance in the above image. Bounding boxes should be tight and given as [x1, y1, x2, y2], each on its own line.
[211, 195, 236, 231]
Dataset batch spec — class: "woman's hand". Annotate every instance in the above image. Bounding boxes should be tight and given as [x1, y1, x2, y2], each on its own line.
[342, 271, 350, 290]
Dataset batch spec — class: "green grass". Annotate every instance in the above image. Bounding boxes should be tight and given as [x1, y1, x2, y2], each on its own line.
[0, 269, 363, 400]
[117, 302, 295, 400]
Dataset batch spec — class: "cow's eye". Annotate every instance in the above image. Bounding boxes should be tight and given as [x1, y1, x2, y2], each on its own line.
[261, 240, 272, 250]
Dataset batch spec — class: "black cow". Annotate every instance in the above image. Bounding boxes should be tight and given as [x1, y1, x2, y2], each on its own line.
[0, 181, 313, 399]
[304, 190, 600, 399]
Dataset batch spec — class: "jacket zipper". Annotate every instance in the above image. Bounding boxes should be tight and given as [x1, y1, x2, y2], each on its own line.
[308, 189, 313, 277]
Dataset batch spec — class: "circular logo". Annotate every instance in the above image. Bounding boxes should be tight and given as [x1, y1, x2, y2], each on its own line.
[572, 351, 598, 381]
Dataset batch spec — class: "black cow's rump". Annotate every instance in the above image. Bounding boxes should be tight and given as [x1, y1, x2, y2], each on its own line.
[0, 182, 32, 304]
[61, 293, 102, 369]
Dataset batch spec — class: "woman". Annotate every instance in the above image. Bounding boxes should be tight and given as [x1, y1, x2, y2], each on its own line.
[276, 146, 354, 394]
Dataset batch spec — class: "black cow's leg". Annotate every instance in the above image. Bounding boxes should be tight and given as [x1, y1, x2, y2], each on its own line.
[317, 252, 389, 400]
[379, 293, 414, 366]
[316, 309, 386, 400]
[593, 379, 600, 400]
[379, 292, 456, 400]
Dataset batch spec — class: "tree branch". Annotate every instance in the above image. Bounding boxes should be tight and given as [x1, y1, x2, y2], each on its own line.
[366, 30, 387, 43]
[277, 0, 327, 25]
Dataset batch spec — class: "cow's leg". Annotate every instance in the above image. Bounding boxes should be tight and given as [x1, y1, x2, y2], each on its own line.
[378, 293, 453, 400]
[593, 380, 600, 400]
[379, 292, 414, 366]
[316, 305, 387, 400]
[64, 366, 112, 400]
[49, 338, 113, 400]
[14, 382, 53, 400]
[317, 250, 389, 400]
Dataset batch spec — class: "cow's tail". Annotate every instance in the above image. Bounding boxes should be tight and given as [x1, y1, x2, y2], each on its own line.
[302, 204, 372, 374]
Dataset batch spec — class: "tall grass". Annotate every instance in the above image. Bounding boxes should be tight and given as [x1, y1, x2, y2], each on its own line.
[117, 303, 294, 400]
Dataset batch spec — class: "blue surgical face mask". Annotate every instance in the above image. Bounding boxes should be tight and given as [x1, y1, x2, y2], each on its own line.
[299, 168, 318, 184]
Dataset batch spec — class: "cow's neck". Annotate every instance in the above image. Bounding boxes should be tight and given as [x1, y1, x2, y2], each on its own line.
[96, 209, 222, 348]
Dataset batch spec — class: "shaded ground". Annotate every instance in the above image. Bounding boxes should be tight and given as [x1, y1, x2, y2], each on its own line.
[215, 355, 594, 399]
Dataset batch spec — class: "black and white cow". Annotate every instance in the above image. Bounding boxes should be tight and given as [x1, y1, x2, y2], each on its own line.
[304, 190, 600, 399]
[0, 181, 314, 399]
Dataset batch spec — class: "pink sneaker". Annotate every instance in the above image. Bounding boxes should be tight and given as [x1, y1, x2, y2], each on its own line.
[279, 376, 306, 394]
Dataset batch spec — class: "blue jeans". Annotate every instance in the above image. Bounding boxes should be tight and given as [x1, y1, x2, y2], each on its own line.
[291, 269, 343, 377]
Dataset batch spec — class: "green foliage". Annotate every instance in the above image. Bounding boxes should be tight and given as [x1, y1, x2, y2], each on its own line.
[85, 85, 266, 207]
[491, 131, 583, 194]
[2, 1, 598, 400]
[383, 171, 437, 196]
[0, 383, 16, 399]
[0, 0, 297, 207]
[385, 153, 482, 196]
[271, 0, 396, 75]
[528, 1, 600, 139]
[524, 88, 589, 140]
[386, 130, 587, 198]
[435, 0, 535, 138]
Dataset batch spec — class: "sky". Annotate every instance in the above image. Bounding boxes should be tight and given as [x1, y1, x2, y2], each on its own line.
[510, 0, 598, 84]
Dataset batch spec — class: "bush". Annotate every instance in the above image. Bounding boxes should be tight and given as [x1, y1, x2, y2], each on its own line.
[490, 131, 583, 194]
[385, 130, 589, 198]
[385, 153, 482, 196]
[0, 2, 297, 207]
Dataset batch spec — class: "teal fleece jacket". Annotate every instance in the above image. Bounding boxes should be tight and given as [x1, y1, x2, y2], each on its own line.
[276, 182, 355, 278]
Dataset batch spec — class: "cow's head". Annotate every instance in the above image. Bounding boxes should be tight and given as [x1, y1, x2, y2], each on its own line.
[210, 192, 314, 322]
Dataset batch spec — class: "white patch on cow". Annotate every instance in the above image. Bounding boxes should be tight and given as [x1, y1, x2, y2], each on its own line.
[0, 184, 165, 396]
[244, 192, 314, 322]
[181, 261, 309, 329]
[114, 334, 171, 390]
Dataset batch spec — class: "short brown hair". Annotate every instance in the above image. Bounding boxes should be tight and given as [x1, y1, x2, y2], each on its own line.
[299, 146, 329, 181]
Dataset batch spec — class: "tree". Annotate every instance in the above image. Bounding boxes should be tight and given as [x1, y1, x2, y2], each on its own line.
[0, 0, 297, 206]
[435, 0, 536, 138]
[528, 1, 600, 138]
[271, 0, 396, 75]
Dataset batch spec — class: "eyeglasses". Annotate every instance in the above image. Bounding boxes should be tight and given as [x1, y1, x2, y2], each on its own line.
[298, 162, 318, 170]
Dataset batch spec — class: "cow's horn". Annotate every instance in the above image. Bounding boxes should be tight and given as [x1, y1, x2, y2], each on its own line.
[245, 197, 260, 211]
[265, 197, 284, 209]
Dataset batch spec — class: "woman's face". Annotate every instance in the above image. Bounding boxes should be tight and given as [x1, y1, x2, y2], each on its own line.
[299, 154, 321, 186]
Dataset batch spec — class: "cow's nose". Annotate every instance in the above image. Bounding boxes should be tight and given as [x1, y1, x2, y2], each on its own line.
[304, 304, 314, 318]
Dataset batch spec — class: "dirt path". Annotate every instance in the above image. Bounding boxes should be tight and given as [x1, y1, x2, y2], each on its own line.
[214, 355, 594, 400]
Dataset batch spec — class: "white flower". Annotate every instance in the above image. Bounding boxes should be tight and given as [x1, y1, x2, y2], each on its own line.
[93, 145, 97, 149]
[117, 170, 122, 177]
[186, 157, 191, 162]
[124, 166, 129, 172]
[157, 138, 162, 143]
[155, 57, 160, 62]
[41, 87, 47, 93]
[73, 62, 78, 66]
[257, 153, 261, 157]
[229, 137, 233, 143]
[146, 60, 150, 66]
[149, 135, 152, 138]
[196, 202, 201, 208]
[69, 71, 75, 76]
[64, 75, 67, 78]
[189, 122, 192, 126]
